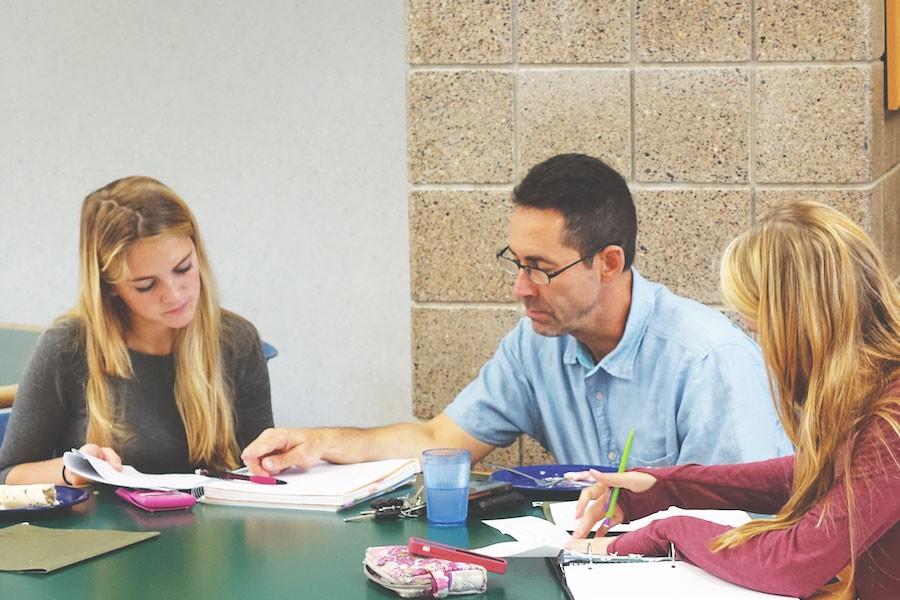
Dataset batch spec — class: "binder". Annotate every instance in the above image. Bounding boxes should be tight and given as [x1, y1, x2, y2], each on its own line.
[548, 543, 797, 599]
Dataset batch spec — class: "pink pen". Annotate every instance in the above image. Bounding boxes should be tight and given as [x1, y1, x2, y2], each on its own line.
[198, 469, 287, 485]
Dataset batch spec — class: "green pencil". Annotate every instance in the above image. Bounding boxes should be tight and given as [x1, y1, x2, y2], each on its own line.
[601, 428, 636, 527]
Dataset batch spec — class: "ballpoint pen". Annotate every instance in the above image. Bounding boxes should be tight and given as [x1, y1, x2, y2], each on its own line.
[197, 469, 287, 485]
[597, 428, 635, 534]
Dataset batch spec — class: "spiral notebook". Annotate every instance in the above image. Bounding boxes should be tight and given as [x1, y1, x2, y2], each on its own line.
[198, 459, 420, 511]
[551, 546, 798, 599]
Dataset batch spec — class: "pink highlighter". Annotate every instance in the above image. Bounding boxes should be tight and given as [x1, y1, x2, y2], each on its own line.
[115, 488, 197, 512]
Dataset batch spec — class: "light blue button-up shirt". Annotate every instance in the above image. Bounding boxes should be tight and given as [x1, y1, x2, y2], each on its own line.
[445, 269, 792, 467]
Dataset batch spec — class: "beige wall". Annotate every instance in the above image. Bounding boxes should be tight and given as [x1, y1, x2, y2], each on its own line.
[407, 0, 900, 466]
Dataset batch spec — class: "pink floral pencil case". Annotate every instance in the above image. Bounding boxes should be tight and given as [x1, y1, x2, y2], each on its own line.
[363, 545, 488, 598]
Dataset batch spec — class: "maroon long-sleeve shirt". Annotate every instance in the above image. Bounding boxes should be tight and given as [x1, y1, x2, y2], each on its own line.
[607, 410, 899, 599]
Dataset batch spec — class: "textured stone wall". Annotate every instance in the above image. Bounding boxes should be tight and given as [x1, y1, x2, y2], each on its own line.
[407, 0, 900, 466]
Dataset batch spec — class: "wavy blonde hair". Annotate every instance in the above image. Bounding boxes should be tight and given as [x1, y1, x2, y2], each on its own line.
[65, 176, 239, 469]
[715, 200, 900, 557]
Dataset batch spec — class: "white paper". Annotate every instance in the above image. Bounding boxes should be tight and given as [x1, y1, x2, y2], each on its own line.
[482, 515, 572, 546]
[472, 541, 564, 558]
[548, 501, 753, 533]
[472, 516, 572, 557]
[563, 561, 797, 599]
[63, 450, 209, 490]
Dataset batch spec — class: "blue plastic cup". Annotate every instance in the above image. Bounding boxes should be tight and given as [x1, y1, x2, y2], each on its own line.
[422, 448, 471, 526]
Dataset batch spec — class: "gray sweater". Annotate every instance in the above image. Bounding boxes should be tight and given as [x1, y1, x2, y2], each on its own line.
[0, 312, 274, 482]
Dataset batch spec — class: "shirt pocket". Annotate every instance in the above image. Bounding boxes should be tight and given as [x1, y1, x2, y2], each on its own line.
[628, 450, 677, 468]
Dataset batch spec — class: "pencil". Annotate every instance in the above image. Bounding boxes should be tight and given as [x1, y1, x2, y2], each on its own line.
[602, 428, 636, 526]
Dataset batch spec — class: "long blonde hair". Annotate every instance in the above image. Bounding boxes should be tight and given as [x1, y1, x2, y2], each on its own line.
[65, 176, 239, 469]
[715, 200, 900, 554]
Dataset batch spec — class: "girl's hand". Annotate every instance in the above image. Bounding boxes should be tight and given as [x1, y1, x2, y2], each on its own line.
[564, 536, 615, 554]
[570, 469, 658, 539]
[69, 443, 124, 485]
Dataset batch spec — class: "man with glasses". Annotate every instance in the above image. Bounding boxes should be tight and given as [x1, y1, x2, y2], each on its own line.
[242, 154, 790, 475]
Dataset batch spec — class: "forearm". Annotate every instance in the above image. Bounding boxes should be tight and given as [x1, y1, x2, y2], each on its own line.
[243, 413, 494, 474]
[620, 456, 794, 521]
[316, 421, 443, 463]
[321, 413, 493, 463]
[5, 457, 69, 485]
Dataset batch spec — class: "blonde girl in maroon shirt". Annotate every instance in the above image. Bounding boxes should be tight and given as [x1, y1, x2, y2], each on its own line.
[570, 200, 899, 599]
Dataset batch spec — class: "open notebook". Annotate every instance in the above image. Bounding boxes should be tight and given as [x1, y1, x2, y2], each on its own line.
[198, 460, 420, 511]
[554, 554, 798, 599]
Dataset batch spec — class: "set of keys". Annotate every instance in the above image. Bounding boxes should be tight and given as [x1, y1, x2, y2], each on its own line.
[343, 487, 426, 523]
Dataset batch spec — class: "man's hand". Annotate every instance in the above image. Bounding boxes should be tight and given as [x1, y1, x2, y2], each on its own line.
[241, 428, 328, 475]
[570, 469, 657, 539]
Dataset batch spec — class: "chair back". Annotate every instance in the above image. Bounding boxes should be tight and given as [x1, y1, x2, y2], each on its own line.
[261, 341, 278, 362]
[0, 324, 41, 447]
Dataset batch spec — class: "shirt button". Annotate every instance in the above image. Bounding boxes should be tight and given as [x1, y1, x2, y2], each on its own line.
[595, 391, 604, 401]
[608, 451, 618, 461]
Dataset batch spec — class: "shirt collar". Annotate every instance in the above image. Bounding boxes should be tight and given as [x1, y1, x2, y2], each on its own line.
[562, 268, 655, 380]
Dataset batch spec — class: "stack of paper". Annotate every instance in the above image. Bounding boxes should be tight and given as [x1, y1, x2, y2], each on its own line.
[546, 501, 753, 533]
[63, 450, 209, 490]
[199, 459, 420, 512]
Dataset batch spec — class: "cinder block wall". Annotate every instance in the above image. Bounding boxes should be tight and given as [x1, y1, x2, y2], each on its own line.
[407, 0, 900, 466]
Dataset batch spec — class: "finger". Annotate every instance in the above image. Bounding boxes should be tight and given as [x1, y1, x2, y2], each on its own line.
[242, 430, 292, 473]
[572, 505, 602, 539]
[243, 456, 266, 475]
[590, 469, 629, 489]
[273, 431, 324, 472]
[261, 451, 302, 475]
[78, 443, 100, 457]
[241, 428, 287, 461]
[596, 521, 610, 538]
[572, 515, 598, 539]
[574, 489, 594, 519]
[260, 453, 291, 475]
[591, 470, 654, 494]
[241, 429, 293, 475]
[573, 493, 614, 539]
[563, 470, 592, 482]
[100, 448, 124, 470]
[574, 483, 605, 518]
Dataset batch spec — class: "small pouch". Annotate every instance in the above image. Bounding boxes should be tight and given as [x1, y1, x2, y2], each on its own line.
[363, 545, 487, 598]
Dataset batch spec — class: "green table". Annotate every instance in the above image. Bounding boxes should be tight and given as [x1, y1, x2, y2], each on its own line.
[0, 487, 569, 599]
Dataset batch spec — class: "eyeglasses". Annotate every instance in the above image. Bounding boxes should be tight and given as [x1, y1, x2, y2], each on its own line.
[495, 244, 619, 286]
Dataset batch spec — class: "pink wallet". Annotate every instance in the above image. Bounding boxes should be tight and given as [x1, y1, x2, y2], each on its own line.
[115, 488, 197, 512]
